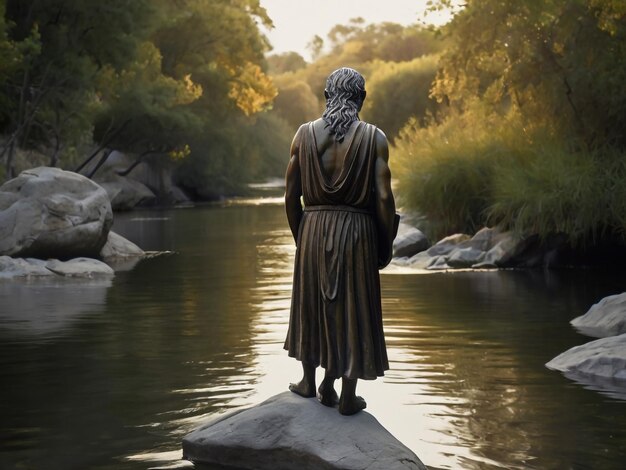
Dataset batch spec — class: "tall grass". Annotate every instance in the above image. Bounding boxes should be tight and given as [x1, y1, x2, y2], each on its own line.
[393, 103, 626, 246]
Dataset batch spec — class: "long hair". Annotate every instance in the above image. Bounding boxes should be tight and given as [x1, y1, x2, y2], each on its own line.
[321, 67, 366, 142]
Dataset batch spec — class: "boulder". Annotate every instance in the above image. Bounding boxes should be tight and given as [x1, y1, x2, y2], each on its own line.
[45, 258, 114, 277]
[100, 231, 145, 260]
[404, 251, 437, 269]
[546, 334, 626, 381]
[0, 167, 112, 259]
[571, 293, 626, 338]
[425, 233, 471, 257]
[472, 232, 526, 268]
[460, 227, 501, 252]
[426, 255, 451, 270]
[0, 256, 54, 278]
[182, 392, 425, 470]
[97, 173, 156, 211]
[393, 226, 429, 258]
[447, 246, 485, 268]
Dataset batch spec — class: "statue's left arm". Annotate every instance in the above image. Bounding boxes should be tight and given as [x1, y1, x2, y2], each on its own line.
[285, 125, 304, 245]
[374, 128, 397, 268]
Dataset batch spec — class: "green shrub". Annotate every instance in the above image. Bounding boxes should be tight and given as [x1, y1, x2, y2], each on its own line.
[393, 103, 516, 237]
[487, 141, 607, 245]
[394, 102, 626, 246]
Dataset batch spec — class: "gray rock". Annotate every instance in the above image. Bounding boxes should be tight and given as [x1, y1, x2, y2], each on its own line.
[460, 227, 501, 252]
[169, 185, 191, 205]
[426, 255, 451, 270]
[571, 293, 626, 338]
[46, 258, 114, 277]
[426, 233, 471, 257]
[546, 334, 626, 381]
[393, 226, 429, 258]
[100, 231, 145, 260]
[447, 246, 485, 268]
[182, 392, 425, 470]
[98, 174, 156, 211]
[0, 256, 54, 278]
[472, 232, 519, 268]
[0, 167, 112, 258]
[405, 251, 437, 269]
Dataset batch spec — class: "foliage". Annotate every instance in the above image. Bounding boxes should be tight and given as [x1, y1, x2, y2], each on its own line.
[361, 55, 439, 142]
[267, 52, 307, 75]
[431, 0, 626, 148]
[268, 20, 443, 137]
[393, 102, 506, 237]
[395, 100, 626, 245]
[0, 0, 281, 195]
[391, 0, 626, 248]
[270, 74, 319, 131]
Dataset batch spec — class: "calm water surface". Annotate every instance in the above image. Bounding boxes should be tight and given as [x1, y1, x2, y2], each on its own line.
[1, 197, 625, 469]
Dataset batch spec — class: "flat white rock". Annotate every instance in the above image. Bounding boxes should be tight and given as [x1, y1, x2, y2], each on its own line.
[183, 392, 426, 470]
[546, 334, 626, 380]
[571, 293, 626, 338]
[46, 258, 114, 277]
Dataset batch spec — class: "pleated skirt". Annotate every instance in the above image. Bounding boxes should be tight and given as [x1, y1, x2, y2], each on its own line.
[284, 208, 389, 379]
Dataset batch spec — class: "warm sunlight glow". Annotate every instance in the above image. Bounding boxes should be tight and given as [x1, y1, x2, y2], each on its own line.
[260, 0, 457, 59]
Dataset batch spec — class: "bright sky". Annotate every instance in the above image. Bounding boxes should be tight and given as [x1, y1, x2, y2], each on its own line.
[259, 0, 456, 60]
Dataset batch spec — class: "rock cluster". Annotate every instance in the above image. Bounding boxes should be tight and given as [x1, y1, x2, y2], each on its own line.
[92, 150, 191, 211]
[183, 392, 426, 470]
[547, 291, 626, 393]
[393, 227, 527, 270]
[0, 167, 146, 279]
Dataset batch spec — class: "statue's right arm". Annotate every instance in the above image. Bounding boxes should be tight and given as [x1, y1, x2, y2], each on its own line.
[285, 125, 304, 244]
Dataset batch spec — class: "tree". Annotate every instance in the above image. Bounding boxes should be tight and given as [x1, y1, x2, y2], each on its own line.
[431, 0, 626, 148]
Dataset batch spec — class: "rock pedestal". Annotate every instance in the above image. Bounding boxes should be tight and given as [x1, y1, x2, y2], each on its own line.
[183, 392, 426, 470]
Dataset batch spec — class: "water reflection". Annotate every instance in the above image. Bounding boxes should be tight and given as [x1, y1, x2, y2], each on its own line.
[1, 202, 625, 470]
[0, 278, 111, 336]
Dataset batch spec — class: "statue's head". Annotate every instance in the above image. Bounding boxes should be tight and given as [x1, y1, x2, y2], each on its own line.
[322, 67, 366, 142]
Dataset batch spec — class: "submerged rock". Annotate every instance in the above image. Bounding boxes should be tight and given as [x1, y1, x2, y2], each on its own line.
[100, 231, 145, 260]
[546, 334, 626, 381]
[0, 255, 114, 279]
[0, 256, 54, 278]
[571, 293, 626, 338]
[0, 167, 112, 259]
[45, 258, 114, 277]
[182, 392, 425, 470]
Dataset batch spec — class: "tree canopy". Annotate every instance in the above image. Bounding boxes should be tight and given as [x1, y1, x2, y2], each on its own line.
[0, 0, 283, 195]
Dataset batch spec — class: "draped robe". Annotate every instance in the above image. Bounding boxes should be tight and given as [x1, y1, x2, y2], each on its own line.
[284, 121, 389, 379]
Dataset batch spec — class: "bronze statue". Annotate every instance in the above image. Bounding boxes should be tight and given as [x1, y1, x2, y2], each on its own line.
[284, 67, 397, 415]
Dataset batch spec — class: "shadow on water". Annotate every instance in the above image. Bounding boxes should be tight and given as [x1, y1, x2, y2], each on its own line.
[1, 200, 625, 469]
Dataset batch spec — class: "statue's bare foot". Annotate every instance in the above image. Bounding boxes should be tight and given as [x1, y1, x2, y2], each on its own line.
[338, 395, 367, 415]
[289, 380, 316, 398]
[317, 383, 339, 407]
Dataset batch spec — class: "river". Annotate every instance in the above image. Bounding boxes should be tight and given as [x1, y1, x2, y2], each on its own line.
[1, 196, 625, 469]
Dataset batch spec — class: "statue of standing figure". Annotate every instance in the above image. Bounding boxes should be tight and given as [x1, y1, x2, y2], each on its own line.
[284, 67, 397, 415]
